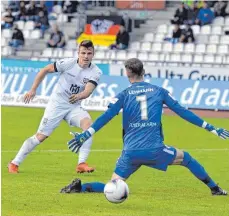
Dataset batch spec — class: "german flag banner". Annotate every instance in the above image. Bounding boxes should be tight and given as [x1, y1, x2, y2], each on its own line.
[77, 16, 123, 46]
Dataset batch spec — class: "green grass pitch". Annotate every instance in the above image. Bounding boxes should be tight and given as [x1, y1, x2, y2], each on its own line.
[2, 106, 229, 216]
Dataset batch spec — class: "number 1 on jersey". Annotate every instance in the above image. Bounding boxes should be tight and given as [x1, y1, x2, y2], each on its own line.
[136, 95, 148, 120]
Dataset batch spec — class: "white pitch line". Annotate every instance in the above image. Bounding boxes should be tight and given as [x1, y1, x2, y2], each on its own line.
[1, 148, 229, 153]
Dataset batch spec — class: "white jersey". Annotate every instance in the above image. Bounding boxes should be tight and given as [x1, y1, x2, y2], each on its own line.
[52, 58, 102, 104]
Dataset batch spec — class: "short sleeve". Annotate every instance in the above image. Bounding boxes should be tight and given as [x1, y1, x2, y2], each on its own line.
[54, 58, 76, 73]
[88, 67, 102, 86]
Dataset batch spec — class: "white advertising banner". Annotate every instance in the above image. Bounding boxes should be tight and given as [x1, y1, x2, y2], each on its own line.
[110, 65, 229, 81]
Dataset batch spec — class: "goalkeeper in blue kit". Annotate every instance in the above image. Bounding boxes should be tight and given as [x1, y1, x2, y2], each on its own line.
[61, 58, 229, 195]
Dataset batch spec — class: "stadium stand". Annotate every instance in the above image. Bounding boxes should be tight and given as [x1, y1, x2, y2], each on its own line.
[1, 1, 229, 67]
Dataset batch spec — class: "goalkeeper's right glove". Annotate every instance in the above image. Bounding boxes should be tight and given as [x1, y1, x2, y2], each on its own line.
[67, 131, 92, 153]
[204, 123, 229, 140]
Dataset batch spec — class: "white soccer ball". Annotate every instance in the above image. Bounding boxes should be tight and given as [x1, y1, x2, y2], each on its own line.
[104, 179, 129, 204]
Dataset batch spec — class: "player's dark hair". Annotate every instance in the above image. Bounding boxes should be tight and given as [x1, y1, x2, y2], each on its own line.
[79, 40, 94, 50]
[124, 58, 144, 76]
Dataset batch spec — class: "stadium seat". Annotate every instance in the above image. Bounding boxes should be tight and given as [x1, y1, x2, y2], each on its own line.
[15, 21, 24, 30]
[66, 40, 77, 50]
[173, 43, 184, 53]
[143, 33, 154, 42]
[213, 16, 224, 26]
[64, 50, 74, 58]
[170, 53, 181, 63]
[24, 21, 35, 30]
[41, 48, 53, 57]
[206, 44, 217, 54]
[209, 35, 220, 44]
[141, 42, 152, 51]
[152, 43, 162, 52]
[211, 26, 222, 35]
[220, 35, 229, 44]
[200, 25, 211, 35]
[184, 43, 195, 53]
[129, 42, 141, 50]
[97, 46, 109, 50]
[215, 55, 223, 64]
[30, 30, 41, 39]
[2, 29, 12, 38]
[196, 35, 208, 43]
[109, 50, 117, 60]
[23, 30, 30, 39]
[181, 54, 192, 63]
[1, 37, 6, 46]
[94, 50, 106, 59]
[218, 45, 228, 54]
[148, 53, 159, 62]
[116, 51, 127, 60]
[195, 44, 206, 54]
[162, 43, 173, 53]
[138, 52, 148, 61]
[157, 24, 167, 34]
[127, 51, 137, 59]
[154, 34, 165, 42]
[167, 25, 175, 37]
[159, 53, 166, 62]
[204, 55, 215, 64]
[2, 46, 12, 56]
[193, 54, 204, 63]
[57, 14, 68, 23]
[191, 25, 200, 34]
[225, 16, 229, 26]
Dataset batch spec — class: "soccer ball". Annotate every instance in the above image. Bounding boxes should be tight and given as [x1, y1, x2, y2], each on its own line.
[104, 179, 129, 204]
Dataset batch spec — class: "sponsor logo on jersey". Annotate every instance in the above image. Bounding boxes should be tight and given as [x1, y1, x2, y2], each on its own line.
[70, 84, 80, 94]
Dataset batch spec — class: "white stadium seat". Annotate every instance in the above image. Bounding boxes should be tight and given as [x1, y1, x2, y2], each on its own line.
[66, 40, 77, 50]
[30, 29, 41, 39]
[215, 55, 223, 64]
[200, 25, 211, 35]
[42, 48, 53, 57]
[167, 25, 175, 36]
[195, 44, 206, 54]
[211, 26, 222, 35]
[129, 41, 141, 50]
[116, 51, 127, 60]
[196, 35, 208, 44]
[57, 14, 68, 22]
[220, 35, 229, 44]
[191, 25, 200, 34]
[206, 44, 217, 54]
[218, 45, 228, 54]
[1, 37, 6, 46]
[15, 21, 25, 30]
[148, 53, 159, 62]
[173, 43, 184, 53]
[225, 17, 229, 26]
[170, 53, 181, 62]
[109, 50, 117, 60]
[24, 21, 35, 30]
[157, 24, 167, 34]
[181, 54, 192, 63]
[213, 16, 224, 25]
[204, 55, 215, 64]
[184, 43, 195, 53]
[23, 30, 30, 39]
[138, 52, 148, 61]
[141, 42, 152, 51]
[127, 51, 137, 59]
[2, 46, 12, 56]
[2, 29, 12, 38]
[152, 43, 162, 52]
[94, 51, 106, 59]
[209, 35, 220, 44]
[143, 33, 154, 42]
[193, 54, 204, 63]
[154, 34, 165, 42]
[162, 43, 173, 53]
[64, 50, 74, 58]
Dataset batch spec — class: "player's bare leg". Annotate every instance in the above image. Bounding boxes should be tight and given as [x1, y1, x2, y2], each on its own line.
[8, 133, 47, 173]
[171, 148, 227, 195]
[76, 117, 95, 173]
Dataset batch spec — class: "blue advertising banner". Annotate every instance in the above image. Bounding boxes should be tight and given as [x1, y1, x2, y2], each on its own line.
[1, 59, 229, 110]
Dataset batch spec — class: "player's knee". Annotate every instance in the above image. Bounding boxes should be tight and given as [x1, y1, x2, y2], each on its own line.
[35, 133, 48, 142]
[181, 152, 192, 166]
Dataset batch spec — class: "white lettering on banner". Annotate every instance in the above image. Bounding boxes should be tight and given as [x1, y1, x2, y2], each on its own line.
[109, 65, 229, 81]
[162, 79, 174, 95]
[205, 89, 220, 106]
[10, 74, 28, 94]
[221, 90, 229, 107]
[181, 81, 199, 105]
[1, 74, 14, 93]
[41, 77, 58, 96]
[195, 88, 209, 105]
[96, 83, 117, 98]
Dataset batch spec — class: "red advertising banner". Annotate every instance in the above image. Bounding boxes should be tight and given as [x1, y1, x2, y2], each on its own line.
[116, 1, 165, 10]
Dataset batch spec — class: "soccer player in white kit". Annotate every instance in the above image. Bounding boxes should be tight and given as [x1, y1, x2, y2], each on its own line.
[8, 40, 102, 174]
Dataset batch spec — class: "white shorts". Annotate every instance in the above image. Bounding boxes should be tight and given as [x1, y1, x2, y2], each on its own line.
[37, 99, 91, 136]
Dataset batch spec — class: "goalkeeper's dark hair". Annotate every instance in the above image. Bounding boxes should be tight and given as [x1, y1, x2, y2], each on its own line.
[124, 58, 144, 76]
[79, 40, 94, 50]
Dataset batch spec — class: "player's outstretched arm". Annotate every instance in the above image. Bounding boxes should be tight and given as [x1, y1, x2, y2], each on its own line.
[24, 64, 55, 104]
[163, 89, 229, 140]
[68, 96, 124, 153]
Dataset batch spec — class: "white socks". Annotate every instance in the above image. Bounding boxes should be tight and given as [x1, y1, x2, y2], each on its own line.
[12, 135, 40, 166]
[78, 137, 93, 164]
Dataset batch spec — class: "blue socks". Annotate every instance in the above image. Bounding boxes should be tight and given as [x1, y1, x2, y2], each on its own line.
[182, 152, 217, 189]
[81, 182, 105, 193]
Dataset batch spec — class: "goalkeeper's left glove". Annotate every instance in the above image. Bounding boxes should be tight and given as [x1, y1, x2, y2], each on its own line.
[204, 123, 229, 140]
[67, 131, 92, 153]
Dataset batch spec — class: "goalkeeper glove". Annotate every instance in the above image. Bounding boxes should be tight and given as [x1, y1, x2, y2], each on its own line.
[204, 123, 229, 140]
[68, 131, 92, 153]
